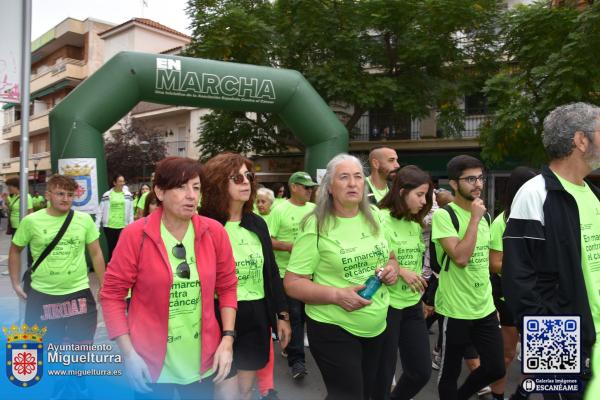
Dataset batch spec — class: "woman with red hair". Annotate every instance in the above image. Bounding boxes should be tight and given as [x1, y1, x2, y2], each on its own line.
[200, 153, 291, 400]
[100, 156, 238, 399]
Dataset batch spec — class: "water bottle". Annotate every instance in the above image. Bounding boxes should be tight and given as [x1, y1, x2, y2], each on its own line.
[358, 270, 382, 300]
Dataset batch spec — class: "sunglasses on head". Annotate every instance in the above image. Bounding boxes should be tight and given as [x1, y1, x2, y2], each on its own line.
[172, 243, 190, 279]
[229, 171, 255, 185]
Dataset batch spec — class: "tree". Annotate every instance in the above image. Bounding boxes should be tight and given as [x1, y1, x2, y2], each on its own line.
[104, 118, 167, 182]
[185, 0, 503, 159]
[480, 1, 600, 166]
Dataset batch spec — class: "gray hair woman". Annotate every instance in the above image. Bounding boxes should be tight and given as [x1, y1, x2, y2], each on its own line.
[283, 153, 399, 400]
[255, 187, 275, 219]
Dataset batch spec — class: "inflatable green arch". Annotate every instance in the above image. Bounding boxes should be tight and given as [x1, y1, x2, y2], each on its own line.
[49, 51, 348, 194]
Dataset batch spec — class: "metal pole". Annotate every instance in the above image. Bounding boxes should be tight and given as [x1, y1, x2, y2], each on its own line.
[18, 0, 32, 322]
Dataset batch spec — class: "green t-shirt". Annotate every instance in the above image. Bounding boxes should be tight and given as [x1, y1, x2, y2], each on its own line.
[12, 209, 98, 295]
[272, 198, 286, 209]
[431, 202, 495, 319]
[366, 176, 389, 203]
[107, 191, 126, 229]
[32, 195, 46, 211]
[256, 212, 271, 226]
[490, 211, 506, 253]
[380, 210, 425, 309]
[157, 222, 210, 384]
[268, 200, 316, 278]
[8, 193, 33, 229]
[286, 213, 390, 337]
[556, 175, 600, 398]
[225, 221, 265, 301]
[137, 191, 149, 212]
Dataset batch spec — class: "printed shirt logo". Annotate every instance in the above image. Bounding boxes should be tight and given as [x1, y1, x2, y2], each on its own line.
[3, 324, 46, 387]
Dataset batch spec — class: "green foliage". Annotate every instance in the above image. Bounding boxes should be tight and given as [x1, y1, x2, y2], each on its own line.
[481, 1, 600, 167]
[104, 119, 166, 182]
[185, 0, 503, 159]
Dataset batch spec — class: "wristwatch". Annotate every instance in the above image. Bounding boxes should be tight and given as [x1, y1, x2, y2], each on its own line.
[277, 312, 290, 321]
[222, 330, 236, 340]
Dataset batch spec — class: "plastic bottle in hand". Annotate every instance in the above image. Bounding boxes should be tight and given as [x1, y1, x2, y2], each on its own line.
[358, 269, 383, 300]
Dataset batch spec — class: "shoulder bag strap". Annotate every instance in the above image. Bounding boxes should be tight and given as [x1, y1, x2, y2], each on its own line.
[31, 209, 75, 273]
[440, 205, 460, 272]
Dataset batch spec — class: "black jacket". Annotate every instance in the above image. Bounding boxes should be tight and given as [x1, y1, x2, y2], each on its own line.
[209, 211, 288, 335]
[503, 165, 600, 361]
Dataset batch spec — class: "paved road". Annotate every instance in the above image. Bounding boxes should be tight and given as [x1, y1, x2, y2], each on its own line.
[0, 217, 538, 399]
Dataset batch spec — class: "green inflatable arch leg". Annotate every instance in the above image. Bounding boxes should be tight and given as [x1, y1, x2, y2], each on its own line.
[49, 51, 348, 195]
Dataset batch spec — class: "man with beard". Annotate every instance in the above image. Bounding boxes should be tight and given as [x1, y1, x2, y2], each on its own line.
[503, 103, 600, 399]
[366, 146, 399, 205]
[431, 155, 505, 399]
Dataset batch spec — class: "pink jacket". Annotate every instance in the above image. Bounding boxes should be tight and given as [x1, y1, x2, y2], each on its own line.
[100, 207, 237, 382]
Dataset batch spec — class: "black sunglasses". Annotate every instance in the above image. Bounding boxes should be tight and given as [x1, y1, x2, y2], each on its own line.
[229, 171, 255, 185]
[172, 243, 190, 279]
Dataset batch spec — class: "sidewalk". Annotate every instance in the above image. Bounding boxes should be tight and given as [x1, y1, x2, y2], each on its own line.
[0, 218, 108, 344]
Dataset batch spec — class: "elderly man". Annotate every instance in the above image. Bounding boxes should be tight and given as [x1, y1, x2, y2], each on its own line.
[504, 102, 600, 399]
[366, 146, 399, 205]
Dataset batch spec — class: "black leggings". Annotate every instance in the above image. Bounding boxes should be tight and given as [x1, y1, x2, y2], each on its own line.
[438, 312, 505, 400]
[103, 227, 122, 262]
[373, 302, 431, 400]
[307, 316, 385, 400]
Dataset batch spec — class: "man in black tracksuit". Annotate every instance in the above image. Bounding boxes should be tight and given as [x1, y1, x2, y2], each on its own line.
[503, 103, 600, 399]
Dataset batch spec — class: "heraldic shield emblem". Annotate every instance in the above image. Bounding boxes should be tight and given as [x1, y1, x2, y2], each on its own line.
[3, 324, 46, 387]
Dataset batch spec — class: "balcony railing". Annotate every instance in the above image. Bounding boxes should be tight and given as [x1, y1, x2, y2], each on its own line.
[164, 140, 189, 157]
[349, 112, 490, 141]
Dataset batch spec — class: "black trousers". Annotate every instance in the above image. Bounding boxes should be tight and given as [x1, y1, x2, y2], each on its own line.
[103, 227, 123, 262]
[307, 316, 385, 400]
[285, 291, 306, 366]
[134, 379, 214, 400]
[373, 302, 432, 400]
[438, 311, 505, 400]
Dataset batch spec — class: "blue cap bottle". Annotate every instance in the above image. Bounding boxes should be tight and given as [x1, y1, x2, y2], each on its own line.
[358, 270, 383, 300]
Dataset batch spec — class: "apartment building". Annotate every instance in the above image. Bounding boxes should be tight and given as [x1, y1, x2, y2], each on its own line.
[0, 17, 115, 191]
[0, 17, 199, 191]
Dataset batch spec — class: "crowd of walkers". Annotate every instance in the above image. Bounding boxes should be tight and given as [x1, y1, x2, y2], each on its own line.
[6, 102, 600, 400]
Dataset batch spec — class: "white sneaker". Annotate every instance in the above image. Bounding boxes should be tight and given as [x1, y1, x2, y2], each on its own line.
[477, 386, 492, 396]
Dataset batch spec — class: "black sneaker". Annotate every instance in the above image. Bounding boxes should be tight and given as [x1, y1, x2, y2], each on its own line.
[260, 389, 280, 400]
[290, 361, 308, 379]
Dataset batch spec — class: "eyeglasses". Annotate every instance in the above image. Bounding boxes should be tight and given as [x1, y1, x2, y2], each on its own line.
[172, 243, 190, 279]
[457, 175, 487, 185]
[229, 171, 255, 185]
[49, 191, 75, 198]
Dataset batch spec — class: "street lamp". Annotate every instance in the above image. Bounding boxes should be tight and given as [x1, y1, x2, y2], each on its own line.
[139, 141, 150, 184]
[31, 155, 41, 192]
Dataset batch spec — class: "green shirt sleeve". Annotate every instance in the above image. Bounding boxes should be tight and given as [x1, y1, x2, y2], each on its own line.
[489, 212, 506, 252]
[268, 206, 281, 237]
[12, 215, 32, 247]
[431, 208, 458, 241]
[27, 194, 33, 210]
[286, 218, 319, 276]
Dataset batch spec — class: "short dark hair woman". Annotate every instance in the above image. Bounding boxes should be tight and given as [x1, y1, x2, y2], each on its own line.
[100, 157, 238, 399]
[373, 165, 434, 400]
[284, 154, 400, 400]
[200, 153, 291, 400]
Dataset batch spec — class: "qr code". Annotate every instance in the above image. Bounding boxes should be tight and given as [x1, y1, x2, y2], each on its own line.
[523, 316, 580, 374]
